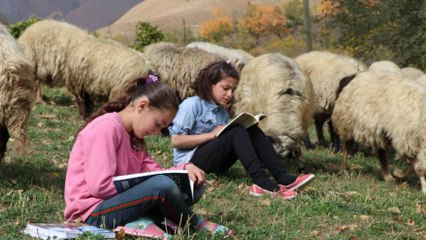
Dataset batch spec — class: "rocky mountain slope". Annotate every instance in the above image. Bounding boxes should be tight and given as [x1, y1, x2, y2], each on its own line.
[0, 0, 142, 31]
[96, 0, 280, 43]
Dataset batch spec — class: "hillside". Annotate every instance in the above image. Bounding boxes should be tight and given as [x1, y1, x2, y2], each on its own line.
[96, 0, 281, 43]
[0, 0, 88, 24]
[63, 0, 142, 31]
[0, 0, 142, 31]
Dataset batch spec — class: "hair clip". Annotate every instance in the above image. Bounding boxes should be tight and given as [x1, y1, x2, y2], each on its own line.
[146, 74, 159, 84]
[226, 59, 232, 64]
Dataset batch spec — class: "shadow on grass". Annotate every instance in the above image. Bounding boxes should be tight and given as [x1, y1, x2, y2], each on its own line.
[299, 146, 423, 191]
[0, 159, 66, 191]
[40, 93, 75, 106]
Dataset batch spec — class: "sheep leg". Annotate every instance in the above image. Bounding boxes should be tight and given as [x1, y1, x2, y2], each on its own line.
[329, 120, 340, 153]
[76, 92, 94, 119]
[340, 140, 353, 173]
[302, 133, 316, 149]
[420, 176, 426, 195]
[314, 113, 328, 148]
[34, 79, 46, 103]
[293, 149, 305, 174]
[0, 127, 10, 164]
[377, 148, 395, 181]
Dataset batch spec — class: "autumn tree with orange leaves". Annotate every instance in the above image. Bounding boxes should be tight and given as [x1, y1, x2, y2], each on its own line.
[198, 1, 313, 56]
[238, 2, 288, 38]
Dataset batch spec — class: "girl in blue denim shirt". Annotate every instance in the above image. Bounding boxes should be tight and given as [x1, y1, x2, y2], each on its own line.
[170, 61, 314, 200]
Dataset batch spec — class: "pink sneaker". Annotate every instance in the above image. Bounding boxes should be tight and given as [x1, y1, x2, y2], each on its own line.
[249, 184, 297, 200]
[281, 174, 315, 191]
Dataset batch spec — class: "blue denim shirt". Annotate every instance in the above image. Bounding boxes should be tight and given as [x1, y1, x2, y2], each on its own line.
[169, 96, 229, 166]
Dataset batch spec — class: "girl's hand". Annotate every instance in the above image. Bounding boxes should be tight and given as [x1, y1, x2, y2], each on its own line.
[210, 125, 225, 139]
[184, 163, 205, 186]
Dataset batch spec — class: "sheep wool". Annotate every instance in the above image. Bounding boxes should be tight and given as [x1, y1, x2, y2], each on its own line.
[144, 42, 224, 100]
[401, 67, 425, 80]
[18, 19, 154, 118]
[0, 23, 34, 163]
[186, 41, 253, 72]
[368, 60, 403, 75]
[332, 70, 426, 194]
[234, 53, 314, 166]
[295, 50, 367, 149]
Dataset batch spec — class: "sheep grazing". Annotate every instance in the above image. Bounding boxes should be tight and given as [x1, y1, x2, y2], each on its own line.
[368, 60, 403, 75]
[295, 50, 367, 151]
[234, 53, 314, 171]
[144, 42, 224, 101]
[401, 67, 424, 80]
[18, 19, 154, 118]
[186, 41, 253, 72]
[332, 70, 426, 194]
[0, 24, 34, 164]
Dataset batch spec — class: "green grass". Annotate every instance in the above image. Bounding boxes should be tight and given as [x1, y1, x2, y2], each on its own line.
[0, 87, 425, 239]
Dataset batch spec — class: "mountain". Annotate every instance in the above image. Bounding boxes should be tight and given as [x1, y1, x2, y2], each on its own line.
[0, 0, 87, 24]
[64, 0, 143, 31]
[0, 0, 142, 31]
[96, 0, 281, 43]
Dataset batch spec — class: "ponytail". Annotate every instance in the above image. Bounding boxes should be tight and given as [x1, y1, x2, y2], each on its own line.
[77, 74, 180, 134]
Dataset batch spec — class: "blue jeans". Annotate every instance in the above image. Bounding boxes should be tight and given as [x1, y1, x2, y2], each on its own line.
[85, 175, 204, 229]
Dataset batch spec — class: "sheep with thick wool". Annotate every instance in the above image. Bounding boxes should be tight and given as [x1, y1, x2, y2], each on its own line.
[144, 42, 224, 101]
[18, 19, 154, 118]
[401, 67, 424, 80]
[186, 41, 253, 72]
[234, 53, 314, 170]
[0, 24, 34, 164]
[331, 70, 426, 194]
[368, 60, 403, 75]
[295, 50, 367, 151]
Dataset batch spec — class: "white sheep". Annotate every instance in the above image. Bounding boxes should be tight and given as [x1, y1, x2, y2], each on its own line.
[295, 50, 367, 151]
[401, 67, 424, 80]
[234, 53, 314, 171]
[186, 41, 253, 72]
[332, 70, 426, 194]
[0, 23, 34, 163]
[368, 60, 403, 75]
[144, 42, 224, 101]
[18, 19, 154, 118]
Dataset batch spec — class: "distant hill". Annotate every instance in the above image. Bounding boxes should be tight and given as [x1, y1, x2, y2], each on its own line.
[0, 0, 142, 31]
[0, 0, 88, 24]
[96, 0, 281, 43]
[64, 0, 143, 31]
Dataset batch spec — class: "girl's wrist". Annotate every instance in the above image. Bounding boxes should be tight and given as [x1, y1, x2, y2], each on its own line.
[184, 162, 193, 170]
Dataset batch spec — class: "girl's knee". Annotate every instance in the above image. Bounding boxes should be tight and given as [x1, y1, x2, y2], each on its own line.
[150, 175, 181, 196]
[224, 124, 246, 136]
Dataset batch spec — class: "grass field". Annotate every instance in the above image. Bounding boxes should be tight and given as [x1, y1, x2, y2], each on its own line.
[0, 87, 425, 239]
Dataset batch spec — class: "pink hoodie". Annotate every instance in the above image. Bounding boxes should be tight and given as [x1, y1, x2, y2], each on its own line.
[64, 112, 184, 221]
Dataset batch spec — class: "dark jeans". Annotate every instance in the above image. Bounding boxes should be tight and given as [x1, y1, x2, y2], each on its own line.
[190, 125, 292, 189]
[85, 175, 203, 229]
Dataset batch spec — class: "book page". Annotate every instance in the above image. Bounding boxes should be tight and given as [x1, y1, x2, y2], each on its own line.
[113, 170, 194, 201]
[216, 112, 266, 137]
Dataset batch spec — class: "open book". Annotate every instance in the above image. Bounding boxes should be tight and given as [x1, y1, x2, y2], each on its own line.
[22, 222, 115, 239]
[216, 112, 266, 137]
[113, 169, 194, 202]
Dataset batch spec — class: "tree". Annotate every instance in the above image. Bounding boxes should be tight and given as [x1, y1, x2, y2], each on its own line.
[199, 16, 233, 42]
[320, 0, 426, 68]
[9, 16, 40, 39]
[133, 22, 164, 51]
[238, 2, 288, 38]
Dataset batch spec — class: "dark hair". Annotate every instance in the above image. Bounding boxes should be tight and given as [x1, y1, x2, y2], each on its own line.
[78, 74, 180, 134]
[191, 60, 240, 100]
